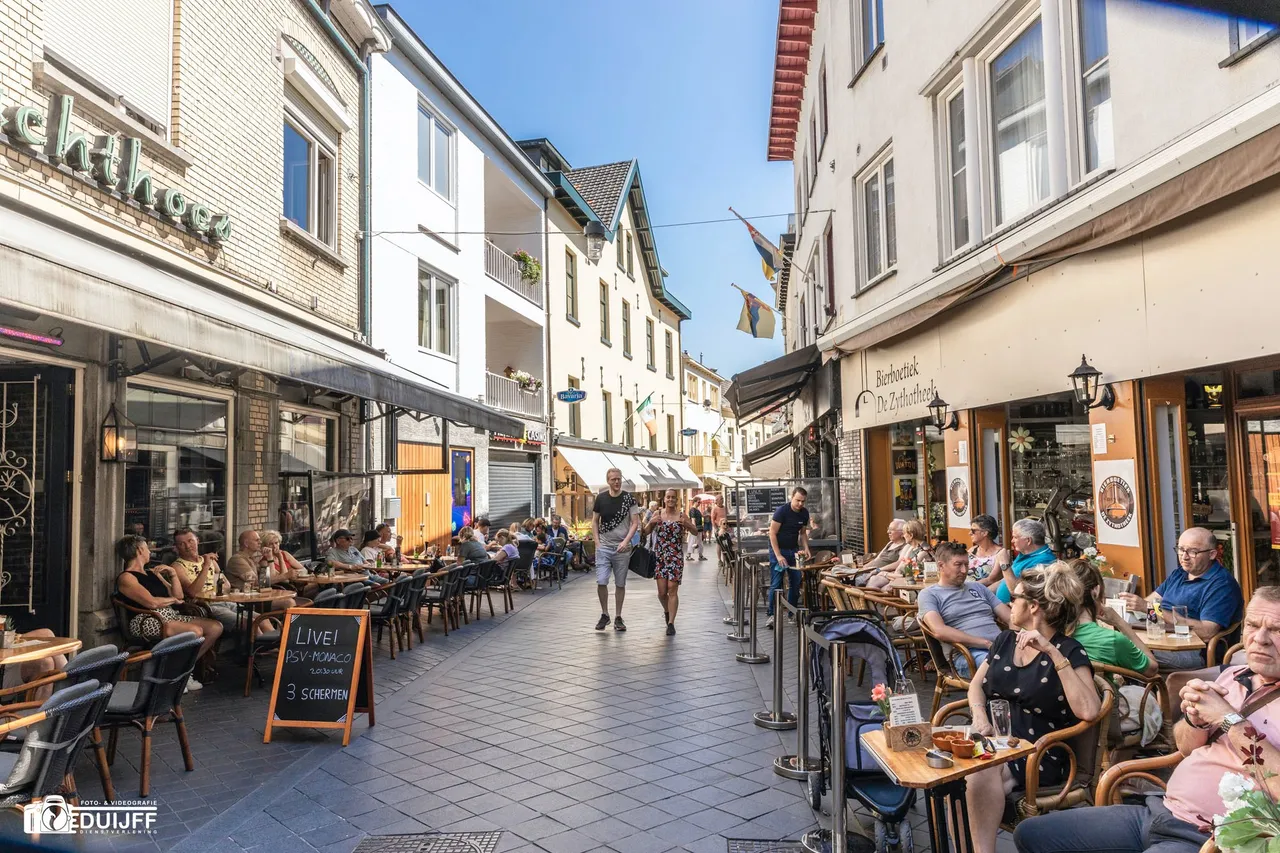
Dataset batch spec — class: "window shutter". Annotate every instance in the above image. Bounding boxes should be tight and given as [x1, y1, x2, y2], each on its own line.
[44, 0, 173, 131]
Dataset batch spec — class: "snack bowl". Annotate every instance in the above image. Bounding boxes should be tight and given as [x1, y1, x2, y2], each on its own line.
[932, 732, 961, 751]
[949, 738, 977, 759]
[926, 749, 955, 769]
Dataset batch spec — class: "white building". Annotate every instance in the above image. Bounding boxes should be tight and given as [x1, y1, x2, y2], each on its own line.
[369, 9, 554, 547]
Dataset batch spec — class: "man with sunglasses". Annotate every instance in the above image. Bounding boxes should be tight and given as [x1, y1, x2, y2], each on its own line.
[1120, 527, 1243, 670]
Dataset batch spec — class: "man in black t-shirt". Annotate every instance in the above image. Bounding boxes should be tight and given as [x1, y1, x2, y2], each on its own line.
[765, 487, 811, 628]
[592, 468, 642, 631]
[687, 502, 705, 561]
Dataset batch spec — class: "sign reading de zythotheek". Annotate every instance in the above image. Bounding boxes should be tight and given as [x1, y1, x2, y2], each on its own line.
[1, 94, 231, 242]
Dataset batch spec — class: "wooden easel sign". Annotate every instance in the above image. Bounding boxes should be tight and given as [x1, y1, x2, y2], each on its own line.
[264, 608, 375, 746]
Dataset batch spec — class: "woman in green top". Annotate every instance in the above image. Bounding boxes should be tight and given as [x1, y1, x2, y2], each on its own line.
[1068, 559, 1158, 676]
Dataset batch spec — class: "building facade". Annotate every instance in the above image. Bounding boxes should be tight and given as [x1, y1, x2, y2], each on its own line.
[368, 9, 554, 546]
[518, 140, 698, 520]
[766, 0, 1280, 592]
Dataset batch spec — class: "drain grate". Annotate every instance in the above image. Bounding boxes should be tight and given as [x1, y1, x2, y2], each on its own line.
[352, 832, 504, 853]
[726, 842, 809, 853]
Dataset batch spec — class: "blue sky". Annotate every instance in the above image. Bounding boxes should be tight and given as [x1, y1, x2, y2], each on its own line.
[389, 0, 791, 380]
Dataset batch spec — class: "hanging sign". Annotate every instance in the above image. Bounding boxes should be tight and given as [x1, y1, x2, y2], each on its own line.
[264, 609, 375, 746]
[556, 389, 587, 403]
[946, 466, 971, 527]
[680, 427, 698, 436]
[1094, 459, 1139, 548]
[745, 486, 787, 515]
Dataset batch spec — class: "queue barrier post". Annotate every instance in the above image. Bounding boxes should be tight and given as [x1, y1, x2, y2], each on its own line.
[753, 588, 797, 729]
[726, 553, 750, 642]
[773, 599, 820, 779]
[735, 561, 768, 664]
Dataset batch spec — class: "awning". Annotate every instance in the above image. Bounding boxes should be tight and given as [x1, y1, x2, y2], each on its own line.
[727, 344, 820, 423]
[557, 446, 617, 492]
[604, 451, 660, 492]
[745, 432, 793, 468]
[0, 198, 525, 437]
[663, 459, 701, 489]
[557, 441, 700, 492]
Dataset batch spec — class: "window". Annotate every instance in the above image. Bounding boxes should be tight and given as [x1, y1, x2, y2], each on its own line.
[417, 105, 454, 199]
[802, 152, 811, 213]
[417, 267, 454, 356]
[280, 410, 336, 472]
[729, 431, 735, 456]
[602, 391, 613, 444]
[664, 330, 674, 377]
[617, 232, 625, 270]
[599, 280, 610, 343]
[568, 376, 581, 437]
[992, 20, 1048, 225]
[809, 114, 819, 172]
[860, 0, 886, 63]
[710, 387, 720, 408]
[646, 319, 655, 369]
[687, 373, 698, 401]
[1232, 17, 1276, 52]
[823, 221, 836, 316]
[621, 301, 632, 357]
[626, 233, 635, 277]
[945, 88, 969, 249]
[283, 113, 336, 247]
[649, 423, 657, 451]
[797, 292, 809, 348]
[818, 64, 829, 148]
[565, 249, 578, 320]
[624, 400, 634, 447]
[1078, 0, 1112, 174]
[666, 415, 676, 454]
[859, 153, 896, 284]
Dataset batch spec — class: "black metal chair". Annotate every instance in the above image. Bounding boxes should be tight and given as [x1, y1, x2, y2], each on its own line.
[400, 569, 431, 647]
[99, 633, 203, 798]
[452, 563, 479, 626]
[514, 540, 537, 589]
[468, 560, 498, 619]
[0, 680, 113, 808]
[489, 558, 516, 613]
[536, 539, 566, 591]
[369, 576, 412, 657]
[309, 588, 341, 608]
[339, 582, 370, 609]
[421, 568, 456, 635]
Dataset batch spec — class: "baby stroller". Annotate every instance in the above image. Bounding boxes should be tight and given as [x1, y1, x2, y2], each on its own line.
[806, 609, 917, 853]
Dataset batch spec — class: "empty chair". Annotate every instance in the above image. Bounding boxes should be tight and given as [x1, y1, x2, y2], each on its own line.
[339, 582, 370, 609]
[514, 540, 537, 588]
[468, 560, 498, 619]
[98, 633, 203, 799]
[309, 588, 341, 608]
[369, 576, 411, 657]
[0, 680, 113, 808]
[421, 569, 455, 635]
[489, 558, 516, 614]
[400, 569, 431, 647]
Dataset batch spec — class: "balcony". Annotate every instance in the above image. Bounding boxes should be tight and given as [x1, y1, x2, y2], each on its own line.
[687, 455, 731, 476]
[486, 371, 545, 420]
[485, 240, 543, 307]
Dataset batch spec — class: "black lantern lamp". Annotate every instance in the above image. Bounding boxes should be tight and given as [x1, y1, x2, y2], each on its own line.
[1068, 354, 1116, 410]
[584, 221, 606, 262]
[927, 393, 960, 431]
[100, 403, 138, 463]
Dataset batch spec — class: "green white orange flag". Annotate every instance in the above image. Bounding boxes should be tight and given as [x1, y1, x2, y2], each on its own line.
[636, 394, 657, 436]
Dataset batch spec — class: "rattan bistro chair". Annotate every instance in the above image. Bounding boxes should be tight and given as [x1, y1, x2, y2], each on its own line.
[918, 619, 976, 719]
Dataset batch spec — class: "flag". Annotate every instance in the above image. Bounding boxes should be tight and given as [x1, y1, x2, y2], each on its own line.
[636, 394, 658, 436]
[736, 288, 776, 339]
[730, 208, 783, 285]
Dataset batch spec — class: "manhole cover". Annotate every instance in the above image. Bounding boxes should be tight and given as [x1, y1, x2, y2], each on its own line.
[353, 832, 504, 853]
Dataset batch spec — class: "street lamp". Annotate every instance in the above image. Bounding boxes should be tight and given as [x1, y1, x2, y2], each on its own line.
[1067, 354, 1116, 410]
[584, 221, 606, 262]
[927, 393, 959, 431]
[100, 402, 138, 463]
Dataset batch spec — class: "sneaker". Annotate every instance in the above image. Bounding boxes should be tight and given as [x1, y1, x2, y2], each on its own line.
[765, 615, 775, 629]
[595, 613, 611, 631]
[666, 623, 676, 636]
[185, 677, 203, 692]
[614, 616, 627, 632]
[698, 556, 707, 561]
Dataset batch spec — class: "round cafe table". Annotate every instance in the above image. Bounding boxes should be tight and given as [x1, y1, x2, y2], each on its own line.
[889, 577, 935, 592]
[302, 572, 371, 586]
[0, 635, 81, 667]
[194, 589, 295, 659]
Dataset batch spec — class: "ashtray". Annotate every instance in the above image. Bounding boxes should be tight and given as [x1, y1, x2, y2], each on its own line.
[926, 750, 954, 769]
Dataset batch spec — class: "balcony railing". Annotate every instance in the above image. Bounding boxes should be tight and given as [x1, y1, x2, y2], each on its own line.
[486, 371, 545, 420]
[485, 240, 543, 307]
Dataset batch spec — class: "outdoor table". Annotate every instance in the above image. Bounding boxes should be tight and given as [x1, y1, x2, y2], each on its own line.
[194, 589, 295, 658]
[889, 577, 937, 592]
[439, 555, 458, 565]
[302, 572, 371, 586]
[1144, 632, 1206, 652]
[861, 728, 1038, 853]
[0, 635, 81, 666]
[798, 560, 838, 610]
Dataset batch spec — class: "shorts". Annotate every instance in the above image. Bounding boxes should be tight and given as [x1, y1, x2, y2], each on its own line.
[595, 544, 630, 587]
[130, 607, 197, 640]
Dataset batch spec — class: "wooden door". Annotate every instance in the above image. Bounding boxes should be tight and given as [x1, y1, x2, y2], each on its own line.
[971, 407, 1010, 540]
[866, 427, 892, 555]
[395, 442, 453, 554]
[1141, 377, 1192, 585]
[1089, 381, 1149, 587]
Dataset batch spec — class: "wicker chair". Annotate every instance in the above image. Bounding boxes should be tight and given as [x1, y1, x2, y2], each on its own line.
[1091, 661, 1170, 764]
[917, 619, 975, 719]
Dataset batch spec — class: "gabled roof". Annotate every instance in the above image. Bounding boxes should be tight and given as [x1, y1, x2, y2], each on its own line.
[565, 161, 633, 231]
[767, 0, 817, 162]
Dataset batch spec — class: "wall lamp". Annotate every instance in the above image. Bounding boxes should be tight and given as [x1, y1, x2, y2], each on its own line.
[584, 221, 606, 262]
[1068, 354, 1116, 410]
[100, 403, 138, 463]
[927, 393, 960, 431]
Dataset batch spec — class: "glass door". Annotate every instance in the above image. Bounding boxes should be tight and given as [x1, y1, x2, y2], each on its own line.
[1239, 415, 1280, 590]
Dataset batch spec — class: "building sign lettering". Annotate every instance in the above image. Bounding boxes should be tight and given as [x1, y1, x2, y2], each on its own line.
[873, 357, 937, 417]
[1, 94, 231, 242]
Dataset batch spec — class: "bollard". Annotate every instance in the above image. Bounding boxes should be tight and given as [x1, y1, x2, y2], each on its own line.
[774, 603, 820, 779]
[754, 588, 797, 728]
[726, 554, 749, 642]
[736, 563, 768, 664]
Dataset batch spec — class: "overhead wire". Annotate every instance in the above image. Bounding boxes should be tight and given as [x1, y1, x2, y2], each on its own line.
[361, 209, 835, 239]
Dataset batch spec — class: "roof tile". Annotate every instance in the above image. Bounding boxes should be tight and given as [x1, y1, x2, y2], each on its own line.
[564, 160, 633, 224]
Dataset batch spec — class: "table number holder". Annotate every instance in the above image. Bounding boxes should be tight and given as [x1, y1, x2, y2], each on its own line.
[886, 693, 929, 752]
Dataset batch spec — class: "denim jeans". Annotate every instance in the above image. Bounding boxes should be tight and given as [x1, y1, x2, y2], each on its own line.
[955, 648, 988, 679]
[1013, 796, 1207, 853]
[767, 548, 800, 616]
[1154, 649, 1205, 671]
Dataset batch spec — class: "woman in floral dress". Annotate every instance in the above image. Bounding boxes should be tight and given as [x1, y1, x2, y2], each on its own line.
[643, 489, 699, 636]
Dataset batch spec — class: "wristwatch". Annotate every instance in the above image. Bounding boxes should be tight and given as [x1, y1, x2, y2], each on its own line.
[1219, 712, 1245, 734]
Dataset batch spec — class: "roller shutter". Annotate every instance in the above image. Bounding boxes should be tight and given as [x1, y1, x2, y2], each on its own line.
[488, 462, 534, 529]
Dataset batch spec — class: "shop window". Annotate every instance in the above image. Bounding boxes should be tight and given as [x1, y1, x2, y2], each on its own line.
[124, 386, 229, 563]
[1185, 373, 1230, 559]
[280, 410, 336, 472]
[1006, 394, 1092, 548]
[991, 19, 1049, 226]
[888, 421, 947, 542]
[1238, 368, 1280, 400]
[1241, 417, 1280, 589]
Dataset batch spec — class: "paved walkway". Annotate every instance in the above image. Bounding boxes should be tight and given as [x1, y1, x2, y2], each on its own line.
[62, 554, 829, 853]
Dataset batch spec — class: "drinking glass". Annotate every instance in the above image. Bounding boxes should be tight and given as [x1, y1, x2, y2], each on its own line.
[1173, 606, 1190, 639]
[987, 699, 1012, 746]
[1146, 617, 1166, 641]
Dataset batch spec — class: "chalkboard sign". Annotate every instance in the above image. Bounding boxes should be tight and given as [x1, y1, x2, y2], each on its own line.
[745, 486, 787, 516]
[264, 608, 375, 746]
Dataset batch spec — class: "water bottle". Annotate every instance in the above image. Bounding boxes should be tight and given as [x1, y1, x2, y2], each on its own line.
[259, 563, 271, 590]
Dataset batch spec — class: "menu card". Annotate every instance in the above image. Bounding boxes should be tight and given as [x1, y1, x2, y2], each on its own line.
[889, 693, 923, 726]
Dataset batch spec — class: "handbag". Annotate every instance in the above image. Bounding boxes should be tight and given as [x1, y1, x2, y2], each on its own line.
[628, 546, 657, 579]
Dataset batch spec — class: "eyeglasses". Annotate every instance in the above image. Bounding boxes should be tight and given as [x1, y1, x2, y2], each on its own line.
[1176, 547, 1215, 557]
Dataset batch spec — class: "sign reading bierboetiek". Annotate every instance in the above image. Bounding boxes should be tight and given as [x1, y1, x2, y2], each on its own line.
[264, 608, 375, 746]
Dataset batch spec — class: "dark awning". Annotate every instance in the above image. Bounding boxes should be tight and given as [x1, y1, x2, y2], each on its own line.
[744, 432, 793, 468]
[727, 344, 820, 423]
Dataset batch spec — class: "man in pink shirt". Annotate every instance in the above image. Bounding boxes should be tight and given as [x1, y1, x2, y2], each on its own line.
[1014, 586, 1280, 853]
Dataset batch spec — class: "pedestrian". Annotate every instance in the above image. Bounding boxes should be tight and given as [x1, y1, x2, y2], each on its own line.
[765, 487, 811, 629]
[687, 500, 705, 561]
[593, 467, 641, 631]
[711, 493, 727, 535]
[644, 489, 699, 635]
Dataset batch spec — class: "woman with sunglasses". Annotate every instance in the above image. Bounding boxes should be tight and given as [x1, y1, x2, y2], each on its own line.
[968, 514, 1009, 590]
[963, 564, 1102, 853]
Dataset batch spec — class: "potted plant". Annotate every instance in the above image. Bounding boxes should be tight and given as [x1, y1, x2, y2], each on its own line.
[0, 616, 14, 649]
[569, 519, 595, 560]
[511, 249, 542, 285]
[504, 367, 544, 394]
